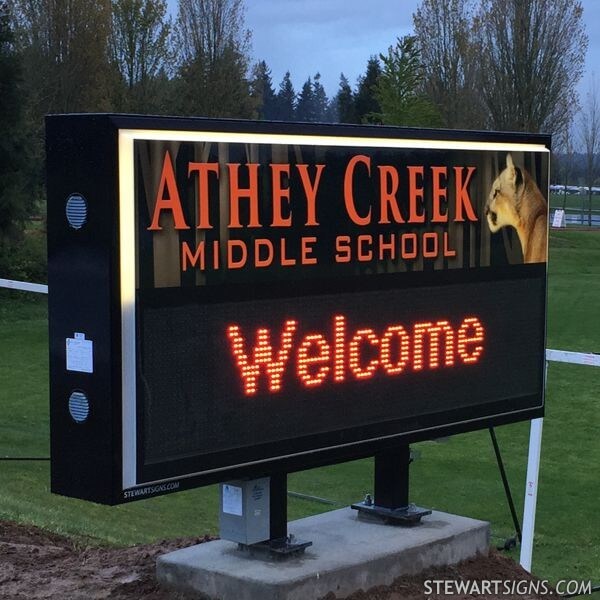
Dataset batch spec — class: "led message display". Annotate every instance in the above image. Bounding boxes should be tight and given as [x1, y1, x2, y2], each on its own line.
[46, 116, 549, 504]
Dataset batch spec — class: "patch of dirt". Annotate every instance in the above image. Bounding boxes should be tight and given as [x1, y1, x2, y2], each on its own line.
[0, 521, 207, 599]
[0, 520, 551, 599]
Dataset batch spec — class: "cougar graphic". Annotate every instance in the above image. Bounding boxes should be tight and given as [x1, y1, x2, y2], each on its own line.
[485, 154, 547, 263]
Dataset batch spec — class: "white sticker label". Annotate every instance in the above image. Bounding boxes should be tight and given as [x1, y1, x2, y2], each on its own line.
[222, 484, 243, 516]
[66, 333, 94, 373]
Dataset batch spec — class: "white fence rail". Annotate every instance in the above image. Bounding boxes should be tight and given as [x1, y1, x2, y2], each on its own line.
[0, 278, 48, 294]
[551, 208, 600, 227]
[546, 348, 600, 367]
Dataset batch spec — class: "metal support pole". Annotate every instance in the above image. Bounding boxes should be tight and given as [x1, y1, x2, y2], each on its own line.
[374, 445, 410, 509]
[519, 417, 544, 572]
[236, 473, 312, 557]
[351, 445, 431, 524]
[489, 427, 522, 543]
[269, 472, 288, 541]
[520, 358, 548, 572]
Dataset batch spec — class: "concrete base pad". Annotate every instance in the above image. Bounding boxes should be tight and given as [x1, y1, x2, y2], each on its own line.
[157, 508, 489, 600]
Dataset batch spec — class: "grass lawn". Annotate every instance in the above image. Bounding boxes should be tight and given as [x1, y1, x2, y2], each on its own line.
[1, 230, 599, 583]
[549, 192, 589, 209]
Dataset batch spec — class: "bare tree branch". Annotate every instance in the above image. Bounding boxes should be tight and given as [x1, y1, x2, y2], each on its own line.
[475, 0, 587, 134]
[578, 77, 600, 225]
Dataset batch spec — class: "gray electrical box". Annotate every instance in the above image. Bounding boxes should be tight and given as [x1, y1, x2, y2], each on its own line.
[219, 478, 270, 545]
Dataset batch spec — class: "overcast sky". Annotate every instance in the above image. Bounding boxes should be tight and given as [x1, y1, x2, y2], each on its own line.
[244, 0, 415, 95]
[167, 1, 600, 103]
[241, 0, 600, 101]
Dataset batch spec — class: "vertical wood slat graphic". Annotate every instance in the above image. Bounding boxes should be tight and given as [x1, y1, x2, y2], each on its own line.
[479, 158, 492, 268]
[218, 142, 230, 272]
[194, 142, 212, 287]
[139, 140, 182, 288]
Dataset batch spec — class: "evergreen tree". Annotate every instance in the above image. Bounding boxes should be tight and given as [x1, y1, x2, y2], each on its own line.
[0, 2, 30, 244]
[335, 73, 356, 123]
[312, 72, 329, 122]
[14, 0, 114, 114]
[250, 60, 277, 120]
[13, 0, 115, 198]
[295, 76, 316, 122]
[355, 56, 381, 123]
[276, 71, 296, 121]
[374, 36, 442, 127]
[325, 97, 339, 123]
[204, 44, 253, 118]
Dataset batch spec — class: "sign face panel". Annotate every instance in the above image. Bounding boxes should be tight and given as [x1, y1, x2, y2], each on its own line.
[46, 116, 550, 504]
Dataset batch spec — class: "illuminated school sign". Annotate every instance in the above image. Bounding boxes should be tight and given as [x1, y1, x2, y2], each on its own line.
[46, 115, 550, 504]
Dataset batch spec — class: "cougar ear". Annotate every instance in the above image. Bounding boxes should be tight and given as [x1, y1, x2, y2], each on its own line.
[505, 153, 523, 191]
[514, 165, 523, 190]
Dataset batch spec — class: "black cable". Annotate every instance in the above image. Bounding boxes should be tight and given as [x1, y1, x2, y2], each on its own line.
[489, 427, 522, 544]
[0, 457, 50, 461]
[287, 491, 338, 505]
